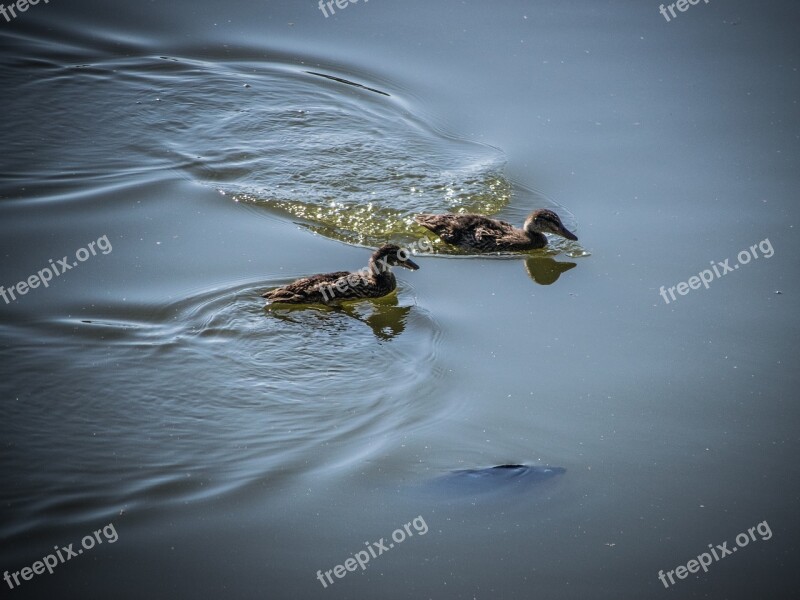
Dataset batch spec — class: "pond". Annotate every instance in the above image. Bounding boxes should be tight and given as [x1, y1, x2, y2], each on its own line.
[1, 1, 797, 598]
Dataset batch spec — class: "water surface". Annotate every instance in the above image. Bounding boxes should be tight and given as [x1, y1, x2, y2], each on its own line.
[1, 1, 798, 599]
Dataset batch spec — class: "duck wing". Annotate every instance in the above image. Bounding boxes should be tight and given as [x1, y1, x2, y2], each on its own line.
[469, 217, 517, 244]
[436, 215, 518, 249]
[262, 270, 351, 303]
[415, 213, 455, 234]
[416, 213, 515, 245]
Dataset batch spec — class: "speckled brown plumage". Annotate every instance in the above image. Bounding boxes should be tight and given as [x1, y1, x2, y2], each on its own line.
[415, 208, 577, 252]
[262, 244, 419, 305]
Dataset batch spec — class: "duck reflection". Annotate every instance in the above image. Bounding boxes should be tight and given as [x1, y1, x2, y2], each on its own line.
[265, 294, 411, 341]
[524, 256, 577, 285]
[339, 296, 411, 340]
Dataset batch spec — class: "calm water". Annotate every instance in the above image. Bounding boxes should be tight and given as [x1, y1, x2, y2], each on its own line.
[1, 1, 798, 598]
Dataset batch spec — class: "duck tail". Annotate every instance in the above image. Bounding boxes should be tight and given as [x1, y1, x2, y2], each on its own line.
[414, 213, 443, 232]
[262, 289, 302, 303]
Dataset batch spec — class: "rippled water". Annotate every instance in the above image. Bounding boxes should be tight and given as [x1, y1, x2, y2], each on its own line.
[3, 34, 584, 253]
[2, 2, 798, 599]
[0, 30, 584, 541]
[1, 29, 477, 547]
[1, 278, 441, 541]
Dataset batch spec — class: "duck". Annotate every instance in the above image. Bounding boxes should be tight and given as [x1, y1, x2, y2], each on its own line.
[414, 208, 577, 252]
[262, 244, 419, 305]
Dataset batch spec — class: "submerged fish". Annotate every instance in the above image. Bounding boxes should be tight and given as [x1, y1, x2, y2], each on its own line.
[428, 464, 566, 496]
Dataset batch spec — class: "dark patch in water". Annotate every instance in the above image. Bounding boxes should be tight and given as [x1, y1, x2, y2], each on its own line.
[429, 464, 566, 497]
[306, 70, 391, 96]
[525, 257, 577, 285]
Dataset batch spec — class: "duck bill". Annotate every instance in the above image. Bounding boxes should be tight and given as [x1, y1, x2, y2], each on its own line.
[558, 225, 578, 241]
[402, 259, 420, 271]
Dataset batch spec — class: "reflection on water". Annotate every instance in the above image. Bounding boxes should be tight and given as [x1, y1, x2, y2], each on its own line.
[0, 32, 584, 255]
[1, 2, 795, 598]
[3, 32, 494, 542]
[0, 276, 442, 542]
[0, 24, 584, 582]
[525, 257, 577, 285]
[267, 292, 414, 341]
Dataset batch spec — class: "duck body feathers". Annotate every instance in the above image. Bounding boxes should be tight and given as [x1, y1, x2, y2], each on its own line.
[262, 244, 418, 305]
[415, 214, 546, 252]
[415, 209, 577, 253]
[263, 270, 389, 304]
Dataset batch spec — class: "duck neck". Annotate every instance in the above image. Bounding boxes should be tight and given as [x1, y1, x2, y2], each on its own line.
[524, 227, 547, 247]
[367, 257, 393, 280]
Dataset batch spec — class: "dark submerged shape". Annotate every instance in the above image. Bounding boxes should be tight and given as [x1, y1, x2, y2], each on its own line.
[449, 464, 566, 482]
[415, 208, 577, 252]
[429, 464, 566, 495]
[262, 244, 419, 305]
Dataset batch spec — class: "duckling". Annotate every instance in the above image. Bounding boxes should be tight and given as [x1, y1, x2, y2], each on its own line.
[262, 244, 419, 305]
[414, 208, 577, 252]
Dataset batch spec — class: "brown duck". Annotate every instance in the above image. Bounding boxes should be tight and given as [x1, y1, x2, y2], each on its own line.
[414, 208, 577, 252]
[262, 244, 419, 305]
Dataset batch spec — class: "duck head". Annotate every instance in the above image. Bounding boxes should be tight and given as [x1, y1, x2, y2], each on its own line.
[371, 244, 420, 272]
[524, 209, 578, 241]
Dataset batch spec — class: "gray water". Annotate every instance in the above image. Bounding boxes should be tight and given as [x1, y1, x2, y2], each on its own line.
[1, 1, 798, 599]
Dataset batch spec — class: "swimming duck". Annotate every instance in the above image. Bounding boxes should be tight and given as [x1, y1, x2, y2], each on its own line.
[414, 208, 577, 252]
[262, 244, 419, 305]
